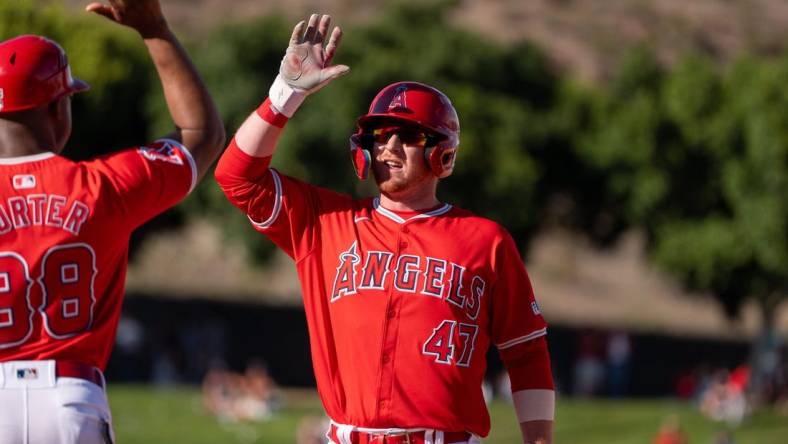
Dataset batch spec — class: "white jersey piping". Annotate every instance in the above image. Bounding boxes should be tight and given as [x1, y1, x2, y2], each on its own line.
[496, 327, 547, 350]
[373, 197, 452, 224]
[0, 152, 56, 165]
[248, 168, 283, 229]
[157, 138, 198, 193]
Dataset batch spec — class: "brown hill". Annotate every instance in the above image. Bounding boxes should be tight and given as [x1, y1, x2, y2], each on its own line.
[66, 0, 788, 80]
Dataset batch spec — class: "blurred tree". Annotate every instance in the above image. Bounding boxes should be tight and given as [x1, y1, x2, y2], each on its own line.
[581, 48, 787, 388]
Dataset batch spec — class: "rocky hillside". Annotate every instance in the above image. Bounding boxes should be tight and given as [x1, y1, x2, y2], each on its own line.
[66, 0, 788, 81]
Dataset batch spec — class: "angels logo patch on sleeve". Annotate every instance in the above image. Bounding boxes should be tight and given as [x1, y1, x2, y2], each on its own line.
[138, 140, 184, 165]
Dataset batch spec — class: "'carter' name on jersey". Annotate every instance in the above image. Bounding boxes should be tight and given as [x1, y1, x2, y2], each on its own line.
[0, 194, 90, 236]
[331, 242, 486, 320]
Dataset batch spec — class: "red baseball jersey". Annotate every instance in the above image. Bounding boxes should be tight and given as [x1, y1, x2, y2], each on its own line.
[0, 139, 195, 370]
[216, 143, 549, 437]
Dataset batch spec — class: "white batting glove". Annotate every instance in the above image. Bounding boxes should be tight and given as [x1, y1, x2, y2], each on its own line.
[269, 14, 350, 117]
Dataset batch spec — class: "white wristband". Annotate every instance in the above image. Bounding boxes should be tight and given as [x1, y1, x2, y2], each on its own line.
[268, 74, 306, 118]
[513, 389, 555, 422]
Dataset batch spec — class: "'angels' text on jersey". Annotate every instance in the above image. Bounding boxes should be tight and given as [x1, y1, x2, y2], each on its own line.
[331, 241, 485, 320]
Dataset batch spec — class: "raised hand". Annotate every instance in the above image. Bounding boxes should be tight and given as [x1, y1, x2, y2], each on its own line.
[85, 0, 168, 38]
[280, 14, 349, 94]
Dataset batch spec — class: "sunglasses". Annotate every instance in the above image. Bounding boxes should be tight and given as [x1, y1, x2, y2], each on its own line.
[367, 126, 440, 147]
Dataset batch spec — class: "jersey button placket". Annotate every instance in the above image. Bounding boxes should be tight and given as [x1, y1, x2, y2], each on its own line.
[375, 222, 410, 420]
[399, 225, 409, 248]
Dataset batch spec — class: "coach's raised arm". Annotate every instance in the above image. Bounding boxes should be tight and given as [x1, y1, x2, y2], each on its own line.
[87, 0, 225, 180]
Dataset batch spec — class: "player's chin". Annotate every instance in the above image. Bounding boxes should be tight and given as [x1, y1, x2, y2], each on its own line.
[374, 174, 407, 195]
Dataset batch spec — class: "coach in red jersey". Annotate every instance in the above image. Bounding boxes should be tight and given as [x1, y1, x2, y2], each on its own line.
[0, 1, 224, 443]
[216, 14, 554, 444]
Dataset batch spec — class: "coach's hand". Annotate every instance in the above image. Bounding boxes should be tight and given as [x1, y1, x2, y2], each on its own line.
[85, 0, 169, 38]
[280, 14, 349, 95]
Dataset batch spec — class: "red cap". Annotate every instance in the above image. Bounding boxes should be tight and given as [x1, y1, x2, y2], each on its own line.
[0, 35, 89, 113]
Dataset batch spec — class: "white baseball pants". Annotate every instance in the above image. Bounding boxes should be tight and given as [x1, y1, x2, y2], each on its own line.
[0, 360, 114, 444]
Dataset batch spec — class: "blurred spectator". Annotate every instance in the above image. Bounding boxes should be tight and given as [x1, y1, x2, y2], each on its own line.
[749, 329, 782, 404]
[652, 415, 688, 444]
[202, 358, 279, 422]
[297, 415, 330, 444]
[606, 331, 632, 397]
[237, 358, 280, 421]
[202, 359, 238, 422]
[151, 325, 184, 386]
[675, 367, 698, 400]
[573, 329, 606, 397]
[108, 313, 147, 381]
[712, 430, 736, 444]
[699, 365, 750, 426]
[179, 318, 229, 383]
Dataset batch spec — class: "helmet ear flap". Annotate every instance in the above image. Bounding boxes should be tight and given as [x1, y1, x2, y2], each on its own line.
[425, 145, 457, 178]
[350, 133, 372, 180]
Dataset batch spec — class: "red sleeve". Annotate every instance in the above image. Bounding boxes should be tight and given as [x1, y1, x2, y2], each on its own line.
[86, 138, 196, 228]
[214, 139, 322, 259]
[504, 336, 555, 391]
[491, 231, 554, 390]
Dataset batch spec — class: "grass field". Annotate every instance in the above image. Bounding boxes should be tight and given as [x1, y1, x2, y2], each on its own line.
[108, 385, 788, 443]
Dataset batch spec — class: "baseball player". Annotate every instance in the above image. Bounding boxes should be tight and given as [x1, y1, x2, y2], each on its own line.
[215, 14, 554, 444]
[0, 1, 224, 443]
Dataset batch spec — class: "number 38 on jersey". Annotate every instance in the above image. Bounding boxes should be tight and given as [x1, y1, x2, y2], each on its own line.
[0, 244, 96, 348]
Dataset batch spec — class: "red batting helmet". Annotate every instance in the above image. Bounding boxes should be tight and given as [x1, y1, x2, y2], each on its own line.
[0, 35, 89, 113]
[349, 81, 460, 179]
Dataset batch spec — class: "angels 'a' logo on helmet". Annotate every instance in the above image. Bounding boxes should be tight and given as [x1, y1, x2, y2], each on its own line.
[387, 85, 408, 111]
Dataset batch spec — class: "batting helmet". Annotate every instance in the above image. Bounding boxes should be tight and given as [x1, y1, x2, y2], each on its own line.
[349, 81, 460, 180]
[0, 35, 89, 113]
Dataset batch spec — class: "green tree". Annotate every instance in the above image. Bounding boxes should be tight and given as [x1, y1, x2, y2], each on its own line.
[582, 48, 788, 395]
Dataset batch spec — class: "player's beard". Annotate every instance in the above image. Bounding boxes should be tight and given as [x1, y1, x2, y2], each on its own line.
[372, 158, 433, 197]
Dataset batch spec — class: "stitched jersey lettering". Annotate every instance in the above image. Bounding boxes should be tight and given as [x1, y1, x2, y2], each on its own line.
[330, 242, 360, 302]
[359, 251, 394, 290]
[0, 195, 91, 236]
[330, 243, 487, 318]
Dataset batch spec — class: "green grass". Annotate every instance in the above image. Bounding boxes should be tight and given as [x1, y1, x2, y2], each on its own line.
[108, 385, 788, 443]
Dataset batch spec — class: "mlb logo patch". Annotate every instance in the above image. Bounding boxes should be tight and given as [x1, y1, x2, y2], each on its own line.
[139, 140, 184, 165]
[16, 368, 39, 380]
[531, 301, 541, 315]
[12, 174, 36, 190]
